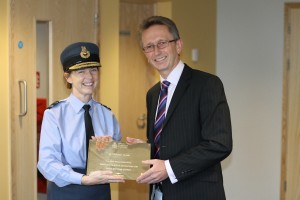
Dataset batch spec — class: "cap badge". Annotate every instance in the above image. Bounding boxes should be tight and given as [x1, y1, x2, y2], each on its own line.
[80, 46, 90, 59]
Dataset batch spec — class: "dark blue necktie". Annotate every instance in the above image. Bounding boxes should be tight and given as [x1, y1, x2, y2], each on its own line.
[154, 81, 170, 159]
[83, 104, 94, 167]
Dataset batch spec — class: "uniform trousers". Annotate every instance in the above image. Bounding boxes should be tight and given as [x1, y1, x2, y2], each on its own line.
[47, 168, 111, 200]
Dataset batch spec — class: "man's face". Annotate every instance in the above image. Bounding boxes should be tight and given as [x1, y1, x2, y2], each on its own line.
[141, 25, 182, 79]
[65, 67, 99, 101]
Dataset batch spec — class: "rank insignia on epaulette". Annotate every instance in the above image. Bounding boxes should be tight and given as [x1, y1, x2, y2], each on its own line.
[47, 101, 61, 109]
[101, 104, 111, 110]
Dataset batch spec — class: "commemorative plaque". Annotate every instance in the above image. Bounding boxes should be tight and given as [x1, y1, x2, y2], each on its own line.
[86, 139, 150, 180]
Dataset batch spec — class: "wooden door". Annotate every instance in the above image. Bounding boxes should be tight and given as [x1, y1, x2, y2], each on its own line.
[118, 2, 158, 200]
[10, 1, 98, 199]
[281, 3, 300, 200]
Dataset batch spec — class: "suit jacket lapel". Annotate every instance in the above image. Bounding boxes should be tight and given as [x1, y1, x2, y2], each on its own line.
[148, 65, 192, 137]
[164, 65, 192, 126]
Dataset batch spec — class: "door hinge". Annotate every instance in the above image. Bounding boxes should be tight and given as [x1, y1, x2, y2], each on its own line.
[94, 13, 99, 25]
[284, 180, 287, 192]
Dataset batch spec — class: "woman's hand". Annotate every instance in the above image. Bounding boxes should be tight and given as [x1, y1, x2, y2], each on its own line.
[92, 136, 112, 150]
[81, 170, 125, 185]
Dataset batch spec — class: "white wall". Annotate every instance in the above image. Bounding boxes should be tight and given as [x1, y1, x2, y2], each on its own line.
[216, 0, 298, 199]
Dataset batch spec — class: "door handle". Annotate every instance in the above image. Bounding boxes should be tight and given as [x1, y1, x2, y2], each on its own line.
[136, 114, 146, 129]
[18, 80, 27, 117]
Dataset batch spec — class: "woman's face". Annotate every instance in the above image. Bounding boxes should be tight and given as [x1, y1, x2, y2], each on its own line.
[65, 67, 99, 102]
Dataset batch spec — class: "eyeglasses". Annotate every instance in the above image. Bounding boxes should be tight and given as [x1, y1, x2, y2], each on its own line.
[142, 39, 178, 53]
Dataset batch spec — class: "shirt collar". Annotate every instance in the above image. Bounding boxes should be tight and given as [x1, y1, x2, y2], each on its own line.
[69, 93, 93, 113]
[160, 60, 184, 86]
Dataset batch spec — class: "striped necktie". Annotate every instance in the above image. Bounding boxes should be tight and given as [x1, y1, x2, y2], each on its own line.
[153, 81, 170, 159]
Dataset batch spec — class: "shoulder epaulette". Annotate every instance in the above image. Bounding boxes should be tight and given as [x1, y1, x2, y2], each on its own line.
[47, 100, 62, 109]
[101, 103, 111, 111]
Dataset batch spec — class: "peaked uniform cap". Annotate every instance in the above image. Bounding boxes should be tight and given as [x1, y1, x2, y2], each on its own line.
[60, 42, 101, 72]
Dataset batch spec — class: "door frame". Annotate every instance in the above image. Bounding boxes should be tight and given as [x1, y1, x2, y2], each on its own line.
[280, 3, 300, 200]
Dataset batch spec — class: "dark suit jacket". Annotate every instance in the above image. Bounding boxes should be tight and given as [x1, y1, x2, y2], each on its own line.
[146, 64, 232, 200]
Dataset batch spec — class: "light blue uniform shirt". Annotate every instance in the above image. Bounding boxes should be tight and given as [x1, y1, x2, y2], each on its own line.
[37, 93, 122, 187]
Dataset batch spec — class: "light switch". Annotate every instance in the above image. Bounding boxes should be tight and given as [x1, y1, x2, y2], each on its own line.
[192, 48, 199, 62]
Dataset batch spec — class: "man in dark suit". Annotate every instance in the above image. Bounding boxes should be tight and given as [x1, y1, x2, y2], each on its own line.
[127, 16, 232, 200]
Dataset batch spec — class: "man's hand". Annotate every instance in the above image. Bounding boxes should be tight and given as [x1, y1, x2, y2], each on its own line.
[126, 137, 146, 145]
[81, 170, 125, 185]
[136, 159, 168, 184]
